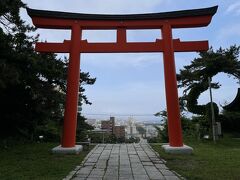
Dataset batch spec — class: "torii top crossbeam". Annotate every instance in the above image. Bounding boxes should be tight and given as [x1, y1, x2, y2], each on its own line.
[27, 6, 217, 150]
[27, 6, 217, 53]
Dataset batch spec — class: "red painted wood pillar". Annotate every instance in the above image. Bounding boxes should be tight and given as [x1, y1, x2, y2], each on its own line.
[62, 23, 81, 147]
[162, 24, 183, 147]
[117, 28, 126, 44]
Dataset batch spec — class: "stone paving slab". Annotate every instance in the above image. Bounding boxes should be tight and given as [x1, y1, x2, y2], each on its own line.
[65, 143, 182, 180]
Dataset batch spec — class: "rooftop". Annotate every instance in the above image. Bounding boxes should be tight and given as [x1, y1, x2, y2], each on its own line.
[26, 6, 218, 21]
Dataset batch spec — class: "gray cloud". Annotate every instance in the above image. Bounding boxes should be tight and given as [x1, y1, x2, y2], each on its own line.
[20, 0, 239, 121]
[23, 0, 168, 14]
[226, 2, 240, 15]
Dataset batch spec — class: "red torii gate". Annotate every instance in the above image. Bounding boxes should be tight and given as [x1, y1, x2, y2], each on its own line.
[27, 6, 217, 153]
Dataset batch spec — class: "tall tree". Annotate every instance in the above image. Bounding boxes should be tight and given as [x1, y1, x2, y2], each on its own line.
[0, 0, 96, 140]
[177, 46, 240, 130]
[136, 125, 146, 138]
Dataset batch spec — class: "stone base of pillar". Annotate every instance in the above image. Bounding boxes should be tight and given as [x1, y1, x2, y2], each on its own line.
[52, 145, 83, 154]
[162, 144, 193, 154]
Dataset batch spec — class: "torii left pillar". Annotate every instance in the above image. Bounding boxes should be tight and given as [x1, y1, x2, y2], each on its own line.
[52, 23, 83, 154]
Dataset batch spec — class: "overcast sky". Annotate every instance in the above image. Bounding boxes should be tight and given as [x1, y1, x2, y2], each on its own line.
[21, 0, 240, 122]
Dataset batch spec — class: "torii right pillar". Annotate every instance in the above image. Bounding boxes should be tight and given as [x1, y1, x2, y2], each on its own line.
[161, 23, 190, 154]
[161, 25, 207, 154]
[162, 24, 183, 146]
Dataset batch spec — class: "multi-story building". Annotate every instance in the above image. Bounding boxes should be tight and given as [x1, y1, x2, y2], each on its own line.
[145, 125, 158, 138]
[113, 126, 125, 139]
[125, 117, 139, 139]
[86, 119, 97, 126]
[101, 117, 125, 139]
[101, 116, 115, 132]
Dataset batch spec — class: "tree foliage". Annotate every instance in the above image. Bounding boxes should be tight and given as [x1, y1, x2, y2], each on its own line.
[219, 110, 240, 132]
[76, 113, 94, 141]
[154, 110, 169, 142]
[136, 125, 146, 135]
[0, 0, 96, 140]
[177, 46, 240, 130]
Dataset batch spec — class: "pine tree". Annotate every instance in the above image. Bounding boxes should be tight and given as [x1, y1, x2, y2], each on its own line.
[177, 46, 240, 132]
[0, 0, 96, 140]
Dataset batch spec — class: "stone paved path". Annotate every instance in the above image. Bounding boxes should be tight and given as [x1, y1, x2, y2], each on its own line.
[66, 143, 181, 180]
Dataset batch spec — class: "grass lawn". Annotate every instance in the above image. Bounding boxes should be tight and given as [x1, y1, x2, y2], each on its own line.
[0, 142, 94, 180]
[151, 134, 240, 180]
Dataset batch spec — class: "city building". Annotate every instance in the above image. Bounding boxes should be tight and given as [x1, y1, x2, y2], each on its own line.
[113, 126, 125, 139]
[101, 116, 115, 132]
[125, 117, 139, 139]
[86, 119, 96, 126]
[101, 117, 125, 139]
[145, 124, 159, 138]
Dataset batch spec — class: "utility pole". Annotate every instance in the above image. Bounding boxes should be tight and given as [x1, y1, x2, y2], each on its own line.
[208, 77, 216, 143]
